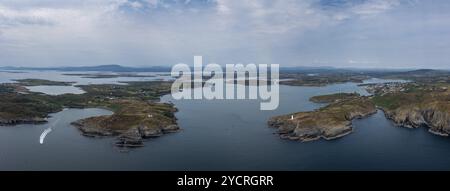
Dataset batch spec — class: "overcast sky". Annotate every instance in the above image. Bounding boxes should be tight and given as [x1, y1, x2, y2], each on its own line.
[0, 0, 449, 69]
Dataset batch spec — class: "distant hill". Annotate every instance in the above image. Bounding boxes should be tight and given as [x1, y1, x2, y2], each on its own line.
[0, 65, 172, 72]
[401, 69, 445, 75]
[1, 64, 447, 74]
[1, 65, 347, 73]
[381, 69, 450, 77]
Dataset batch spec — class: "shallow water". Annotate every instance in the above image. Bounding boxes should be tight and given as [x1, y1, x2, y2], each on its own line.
[0, 70, 172, 95]
[0, 72, 449, 170]
[25, 86, 86, 95]
[0, 70, 173, 85]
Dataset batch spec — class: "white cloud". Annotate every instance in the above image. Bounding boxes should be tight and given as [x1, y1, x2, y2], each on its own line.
[213, 0, 326, 34]
[351, 0, 400, 16]
[0, 5, 58, 26]
[0, 0, 448, 68]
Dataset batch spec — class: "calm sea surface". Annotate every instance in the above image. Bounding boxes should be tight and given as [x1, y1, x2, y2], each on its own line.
[0, 71, 449, 170]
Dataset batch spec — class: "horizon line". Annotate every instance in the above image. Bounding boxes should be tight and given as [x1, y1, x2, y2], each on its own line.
[0, 64, 449, 71]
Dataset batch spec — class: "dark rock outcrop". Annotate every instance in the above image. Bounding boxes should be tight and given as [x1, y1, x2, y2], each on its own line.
[71, 117, 180, 148]
[382, 105, 450, 136]
[268, 96, 377, 142]
[0, 117, 47, 126]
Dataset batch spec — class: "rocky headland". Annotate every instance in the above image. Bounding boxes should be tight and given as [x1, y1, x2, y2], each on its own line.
[271, 78, 450, 142]
[268, 93, 377, 141]
[71, 99, 179, 147]
[370, 83, 450, 136]
[0, 79, 179, 148]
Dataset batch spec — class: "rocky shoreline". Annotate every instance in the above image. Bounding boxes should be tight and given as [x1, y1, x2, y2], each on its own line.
[369, 82, 450, 138]
[72, 118, 180, 147]
[268, 95, 377, 142]
[68, 99, 180, 148]
[381, 107, 450, 136]
[0, 117, 48, 126]
[0, 79, 180, 148]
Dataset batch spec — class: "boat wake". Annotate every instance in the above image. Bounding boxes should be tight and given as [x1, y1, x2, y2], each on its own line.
[39, 118, 59, 144]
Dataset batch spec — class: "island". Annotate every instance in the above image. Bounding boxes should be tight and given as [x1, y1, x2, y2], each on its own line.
[0, 79, 179, 147]
[62, 73, 156, 79]
[14, 79, 75, 86]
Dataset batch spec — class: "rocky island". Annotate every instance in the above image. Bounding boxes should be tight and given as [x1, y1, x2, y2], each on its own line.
[62, 73, 156, 79]
[0, 79, 179, 147]
[14, 79, 75, 86]
[268, 93, 376, 141]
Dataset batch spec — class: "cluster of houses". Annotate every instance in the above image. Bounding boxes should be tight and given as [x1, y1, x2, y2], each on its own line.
[364, 82, 410, 95]
[364, 82, 448, 95]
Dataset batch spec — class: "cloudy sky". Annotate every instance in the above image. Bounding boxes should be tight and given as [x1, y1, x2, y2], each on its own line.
[0, 0, 449, 69]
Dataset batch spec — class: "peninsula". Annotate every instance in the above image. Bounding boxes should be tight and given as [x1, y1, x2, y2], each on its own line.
[0, 79, 179, 147]
[270, 71, 450, 142]
[368, 82, 450, 136]
[268, 93, 376, 141]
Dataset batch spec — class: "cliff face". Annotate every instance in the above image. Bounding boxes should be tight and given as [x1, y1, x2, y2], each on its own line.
[268, 96, 377, 141]
[71, 116, 180, 147]
[370, 83, 450, 137]
[70, 100, 180, 147]
[383, 104, 450, 136]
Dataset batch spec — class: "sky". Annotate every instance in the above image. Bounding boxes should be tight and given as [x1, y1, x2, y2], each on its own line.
[0, 0, 449, 69]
